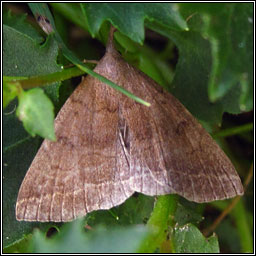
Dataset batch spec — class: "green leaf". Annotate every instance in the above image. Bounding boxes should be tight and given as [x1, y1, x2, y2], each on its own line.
[3, 234, 33, 253]
[3, 21, 61, 105]
[172, 223, 219, 253]
[2, 9, 43, 44]
[174, 200, 203, 226]
[16, 88, 55, 140]
[3, 25, 60, 77]
[31, 219, 148, 253]
[83, 3, 188, 44]
[179, 3, 253, 112]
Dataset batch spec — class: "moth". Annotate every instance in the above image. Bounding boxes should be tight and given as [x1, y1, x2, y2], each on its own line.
[16, 27, 244, 222]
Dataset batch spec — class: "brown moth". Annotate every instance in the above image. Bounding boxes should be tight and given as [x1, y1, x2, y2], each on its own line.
[16, 27, 244, 222]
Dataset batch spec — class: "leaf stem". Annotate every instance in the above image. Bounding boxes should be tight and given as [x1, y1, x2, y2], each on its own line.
[137, 194, 178, 253]
[212, 123, 253, 138]
[19, 67, 85, 89]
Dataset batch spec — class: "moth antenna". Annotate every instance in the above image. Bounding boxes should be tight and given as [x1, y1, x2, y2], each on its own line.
[106, 25, 117, 54]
